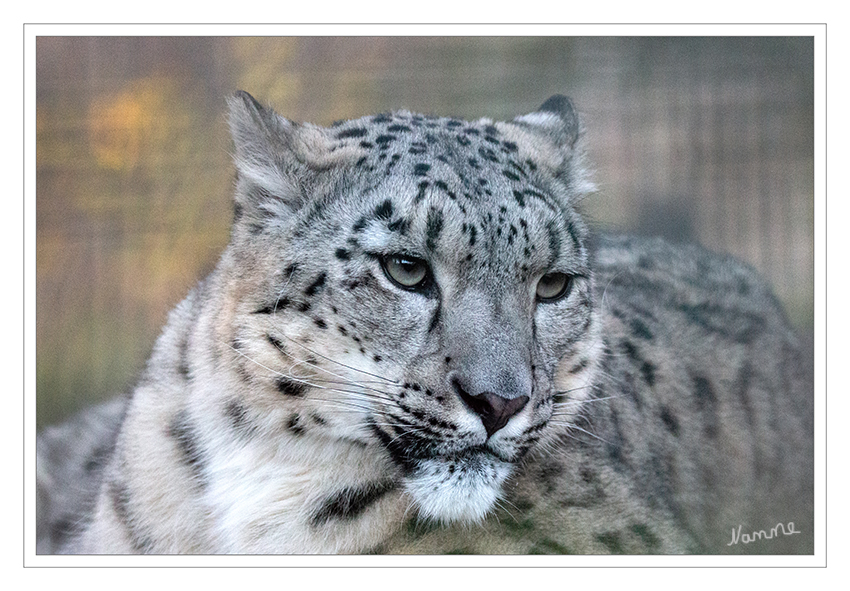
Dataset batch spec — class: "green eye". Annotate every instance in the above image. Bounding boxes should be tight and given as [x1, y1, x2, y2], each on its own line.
[381, 255, 430, 290]
[536, 272, 572, 302]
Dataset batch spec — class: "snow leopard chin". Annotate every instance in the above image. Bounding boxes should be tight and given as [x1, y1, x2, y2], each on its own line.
[404, 453, 513, 524]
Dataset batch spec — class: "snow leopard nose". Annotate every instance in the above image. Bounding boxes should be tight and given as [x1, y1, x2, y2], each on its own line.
[452, 379, 529, 438]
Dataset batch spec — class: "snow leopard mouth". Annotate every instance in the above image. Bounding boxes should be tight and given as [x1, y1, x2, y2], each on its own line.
[467, 443, 520, 464]
[368, 419, 520, 522]
[369, 419, 523, 470]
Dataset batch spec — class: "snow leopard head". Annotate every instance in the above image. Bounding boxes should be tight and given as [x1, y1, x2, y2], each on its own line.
[219, 92, 601, 523]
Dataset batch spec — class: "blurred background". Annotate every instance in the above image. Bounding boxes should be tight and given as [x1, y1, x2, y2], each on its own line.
[36, 36, 814, 428]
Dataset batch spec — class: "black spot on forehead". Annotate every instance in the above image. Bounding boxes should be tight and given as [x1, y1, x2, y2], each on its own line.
[478, 146, 500, 162]
[434, 180, 457, 200]
[414, 180, 429, 203]
[507, 160, 527, 177]
[387, 216, 411, 235]
[425, 208, 444, 252]
[333, 111, 585, 264]
[565, 218, 584, 255]
[546, 220, 562, 263]
[336, 127, 368, 139]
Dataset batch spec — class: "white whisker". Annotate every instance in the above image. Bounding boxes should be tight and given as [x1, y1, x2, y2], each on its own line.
[226, 341, 399, 406]
[549, 422, 613, 446]
[267, 335, 401, 398]
[276, 333, 399, 384]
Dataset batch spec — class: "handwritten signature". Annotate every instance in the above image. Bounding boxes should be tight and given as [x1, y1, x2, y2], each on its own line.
[727, 521, 801, 546]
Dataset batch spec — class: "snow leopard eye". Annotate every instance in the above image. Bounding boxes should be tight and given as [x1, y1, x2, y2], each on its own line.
[536, 272, 572, 302]
[380, 254, 430, 291]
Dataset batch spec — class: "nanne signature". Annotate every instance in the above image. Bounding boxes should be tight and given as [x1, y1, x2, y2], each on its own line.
[727, 521, 801, 546]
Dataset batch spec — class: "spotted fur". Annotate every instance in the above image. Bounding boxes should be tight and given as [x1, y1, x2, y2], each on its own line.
[36, 93, 812, 554]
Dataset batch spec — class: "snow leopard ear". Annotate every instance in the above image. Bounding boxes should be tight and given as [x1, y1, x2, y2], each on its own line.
[513, 94, 581, 150]
[227, 90, 305, 214]
[509, 95, 594, 198]
[227, 91, 366, 227]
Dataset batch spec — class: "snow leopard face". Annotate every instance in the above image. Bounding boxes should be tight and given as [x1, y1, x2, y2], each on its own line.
[221, 92, 601, 524]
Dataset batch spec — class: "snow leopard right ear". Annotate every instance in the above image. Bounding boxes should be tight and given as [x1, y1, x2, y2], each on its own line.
[228, 91, 365, 224]
[227, 90, 304, 213]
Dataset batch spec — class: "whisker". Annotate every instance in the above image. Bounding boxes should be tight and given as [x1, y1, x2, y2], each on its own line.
[229, 343, 291, 378]
[299, 380, 395, 401]
[298, 376, 397, 399]
[227, 341, 398, 403]
[599, 270, 623, 317]
[548, 422, 613, 446]
[268, 270, 298, 317]
[305, 397, 379, 415]
[371, 420, 436, 445]
[551, 395, 620, 417]
[305, 384, 396, 405]
[267, 337, 401, 399]
[494, 495, 520, 520]
[386, 423, 433, 441]
[552, 384, 592, 397]
[308, 377, 396, 387]
[276, 333, 399, 385]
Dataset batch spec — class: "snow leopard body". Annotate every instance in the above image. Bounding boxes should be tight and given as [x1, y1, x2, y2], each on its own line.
[36, 93, 813, 554]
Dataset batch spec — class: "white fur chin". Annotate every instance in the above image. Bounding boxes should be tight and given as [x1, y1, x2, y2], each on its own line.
[404, 454, 512, 523]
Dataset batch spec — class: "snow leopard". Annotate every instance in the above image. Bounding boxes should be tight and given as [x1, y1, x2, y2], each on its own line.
[36, 92, 813, 554]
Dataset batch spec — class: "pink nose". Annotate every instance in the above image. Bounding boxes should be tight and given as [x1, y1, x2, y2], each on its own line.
[454, 381, 529, 437]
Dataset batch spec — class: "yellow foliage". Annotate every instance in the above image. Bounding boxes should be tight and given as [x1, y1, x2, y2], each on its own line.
[229, 37, 301, 113]
[87, 77, 188, 171]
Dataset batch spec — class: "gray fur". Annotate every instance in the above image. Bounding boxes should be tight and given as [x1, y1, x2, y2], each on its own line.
[36, 93, 812, 554]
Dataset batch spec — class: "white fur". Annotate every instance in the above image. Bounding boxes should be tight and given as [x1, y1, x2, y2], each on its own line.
[405, 455, 512, 524]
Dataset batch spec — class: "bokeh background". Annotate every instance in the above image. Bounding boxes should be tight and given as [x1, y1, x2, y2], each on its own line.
[36, 36, 814, 428]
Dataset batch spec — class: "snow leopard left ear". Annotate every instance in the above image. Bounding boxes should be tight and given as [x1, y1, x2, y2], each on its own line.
[509, 95, 593, 198]
[512, 94, 580, 150]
